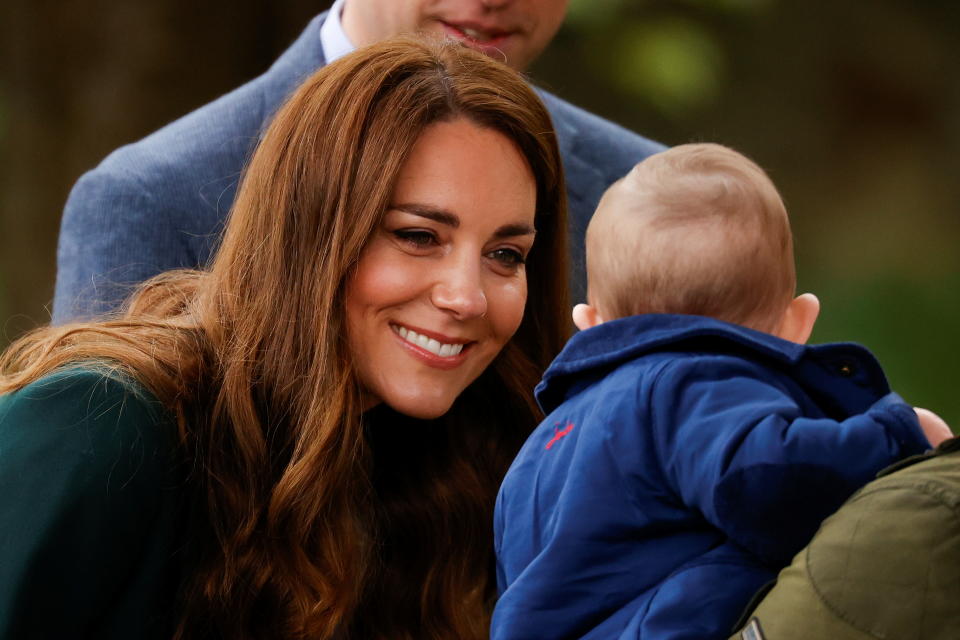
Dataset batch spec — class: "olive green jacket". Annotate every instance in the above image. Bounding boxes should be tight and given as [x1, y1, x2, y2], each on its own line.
[0, 368, 183, 639]
[732, 438, 960, 640]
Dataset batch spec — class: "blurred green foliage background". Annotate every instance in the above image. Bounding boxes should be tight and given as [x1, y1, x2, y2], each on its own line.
[1, 0, 958, 424]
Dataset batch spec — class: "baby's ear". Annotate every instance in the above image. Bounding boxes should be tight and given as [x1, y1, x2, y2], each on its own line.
[572, 303, 604, 331]
[776, 293, 820, 344]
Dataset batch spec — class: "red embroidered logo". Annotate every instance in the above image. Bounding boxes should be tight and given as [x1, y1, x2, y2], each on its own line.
[545, 422, 574, 450]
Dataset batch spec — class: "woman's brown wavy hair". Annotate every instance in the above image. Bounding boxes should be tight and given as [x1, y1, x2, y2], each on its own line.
[0, 37, 568, 639]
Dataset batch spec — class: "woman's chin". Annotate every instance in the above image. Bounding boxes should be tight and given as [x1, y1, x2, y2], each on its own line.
[384, 394, 457, 421]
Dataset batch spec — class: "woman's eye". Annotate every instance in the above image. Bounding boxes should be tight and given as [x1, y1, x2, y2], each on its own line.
[393, 229, 437, 248]
[488, 248, 526, 269]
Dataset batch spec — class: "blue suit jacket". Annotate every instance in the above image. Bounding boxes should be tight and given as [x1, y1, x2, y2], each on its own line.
[52, 13, 665, 323]
[493, 314, 929, 640]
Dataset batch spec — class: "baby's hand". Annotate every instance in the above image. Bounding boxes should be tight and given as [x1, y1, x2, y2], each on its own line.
[914, 407, 953, 448]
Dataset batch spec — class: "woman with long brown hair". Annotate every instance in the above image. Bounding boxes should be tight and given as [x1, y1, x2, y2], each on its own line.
[0, 37, 568, 639]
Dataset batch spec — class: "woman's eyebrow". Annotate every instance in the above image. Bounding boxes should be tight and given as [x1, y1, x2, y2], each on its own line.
[493, 223, 536, 239]
[392, 204, 459, 228]
[392, 204, 535, 238]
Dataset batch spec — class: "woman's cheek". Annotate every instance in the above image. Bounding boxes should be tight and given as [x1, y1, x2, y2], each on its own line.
[495, 277, 529, 337]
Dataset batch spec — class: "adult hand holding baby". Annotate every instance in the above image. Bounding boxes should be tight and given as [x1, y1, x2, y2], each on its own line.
[915, 407, 953, 447]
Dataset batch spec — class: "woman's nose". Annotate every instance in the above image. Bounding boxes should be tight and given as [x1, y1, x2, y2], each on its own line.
[430, 259, 488, 319]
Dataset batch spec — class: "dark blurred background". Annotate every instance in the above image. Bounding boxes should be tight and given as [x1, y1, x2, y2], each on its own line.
[1, 0, 959, 423]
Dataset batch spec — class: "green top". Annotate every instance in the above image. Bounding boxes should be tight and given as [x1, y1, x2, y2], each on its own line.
[0, 367, 184, 639]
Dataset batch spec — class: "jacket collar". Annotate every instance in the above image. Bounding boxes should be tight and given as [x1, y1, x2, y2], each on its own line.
[533, 90, 589, 205]
[261, 13, 329, 108]
[536, 314, 889, 414]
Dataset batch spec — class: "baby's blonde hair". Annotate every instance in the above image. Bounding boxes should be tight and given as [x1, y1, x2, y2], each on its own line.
[586, 143, 795, 333]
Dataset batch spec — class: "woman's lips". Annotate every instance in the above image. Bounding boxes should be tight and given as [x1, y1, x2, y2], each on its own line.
[391, 323, 474, 369]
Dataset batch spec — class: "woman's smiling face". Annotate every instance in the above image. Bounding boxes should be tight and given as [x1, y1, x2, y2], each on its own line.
[345, 117, 537, 419]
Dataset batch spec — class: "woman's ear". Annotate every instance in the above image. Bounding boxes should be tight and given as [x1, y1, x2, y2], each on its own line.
[572, 303, 604, 331]
[776, 293, 820, 344]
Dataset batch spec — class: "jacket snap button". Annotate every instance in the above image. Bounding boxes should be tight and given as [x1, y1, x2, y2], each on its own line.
[837, 362, 856, 377]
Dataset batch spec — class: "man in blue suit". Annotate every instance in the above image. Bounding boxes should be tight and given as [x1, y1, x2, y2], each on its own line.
[52, 0, 665, 323]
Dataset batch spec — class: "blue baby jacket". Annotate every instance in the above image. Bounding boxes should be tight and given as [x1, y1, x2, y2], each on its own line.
[493, 314, 929, 640]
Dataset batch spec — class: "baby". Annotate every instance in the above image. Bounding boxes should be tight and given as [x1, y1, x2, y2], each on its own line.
[492, 143, 951, 640]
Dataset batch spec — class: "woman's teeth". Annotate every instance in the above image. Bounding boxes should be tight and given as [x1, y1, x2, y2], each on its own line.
[395, 325, 465, 357]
